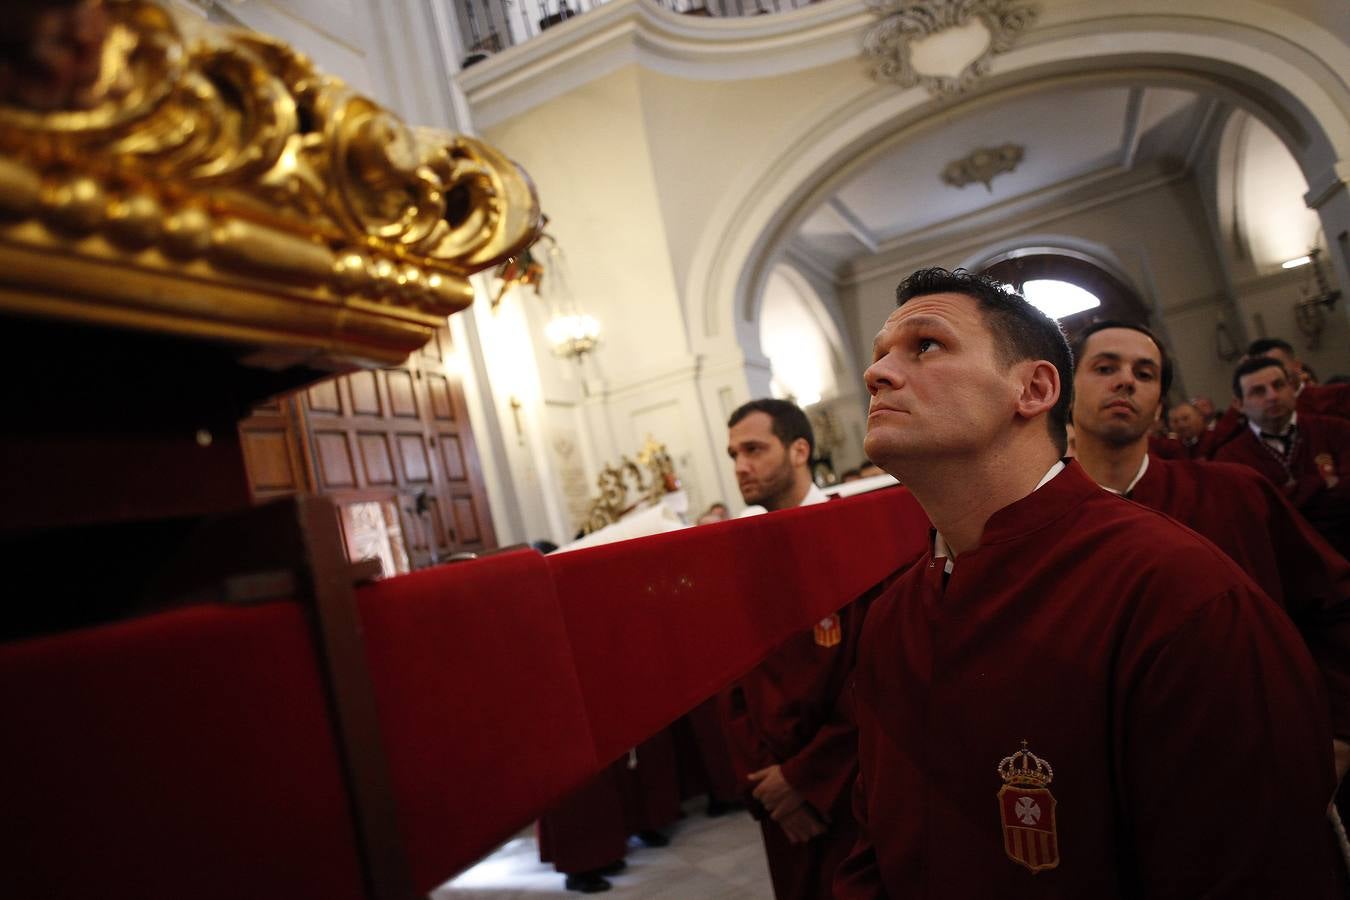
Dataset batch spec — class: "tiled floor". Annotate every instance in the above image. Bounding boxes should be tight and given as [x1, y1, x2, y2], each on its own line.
[436, 801, 773, 898]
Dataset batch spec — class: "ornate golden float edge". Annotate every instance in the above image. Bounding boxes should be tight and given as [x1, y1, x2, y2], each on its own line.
[0, 0, 542, 368]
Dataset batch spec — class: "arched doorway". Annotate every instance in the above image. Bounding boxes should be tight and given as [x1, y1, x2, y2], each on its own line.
[980, 252, 1151, 337]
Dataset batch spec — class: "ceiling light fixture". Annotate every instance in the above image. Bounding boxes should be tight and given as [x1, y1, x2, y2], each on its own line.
[1022, 279, 1101, 320]
[1281, 255, 1312, 269]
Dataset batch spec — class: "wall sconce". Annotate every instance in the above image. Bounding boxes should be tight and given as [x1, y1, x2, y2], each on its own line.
[1294, 246, 1342, 350]
[544, 313, 601, 360]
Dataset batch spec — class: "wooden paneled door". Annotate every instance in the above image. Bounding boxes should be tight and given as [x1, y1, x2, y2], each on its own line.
[239, 325, 497, 572]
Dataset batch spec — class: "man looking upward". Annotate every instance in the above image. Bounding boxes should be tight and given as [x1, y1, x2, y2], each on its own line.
[718, 398, 875, 900]
[1070, 320, 1350, 783]
[835, 268, 1341, 897]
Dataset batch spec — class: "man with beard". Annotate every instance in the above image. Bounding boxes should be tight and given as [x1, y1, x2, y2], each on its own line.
[718, 399, 872, 899]
[1070, 320, 1350, 783]
[1216, 356, 1350, 558]
[834, 268, 1341, 897]
[729, 399, 826, 516]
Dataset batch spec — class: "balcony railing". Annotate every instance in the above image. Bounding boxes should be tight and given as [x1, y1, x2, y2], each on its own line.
[456, 0, 820, 65]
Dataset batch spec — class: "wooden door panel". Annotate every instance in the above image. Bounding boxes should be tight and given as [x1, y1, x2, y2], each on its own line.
[307, 379, 342, 414]
[398, 434, 432, 483]
[357, 433, 396, 485]
[240, 429, 298, 491]
[348, 371, 382, 417]
[451, 495, 483, 545]
[386, 370, 419, 419]
[314, 431, 357, 488]
[238, 396, 315, 501]
[425, 373, 455, 422]
[437, 431, 468, 482]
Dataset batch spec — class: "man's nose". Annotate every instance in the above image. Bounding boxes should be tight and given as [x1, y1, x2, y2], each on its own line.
[864, 358, 897, 396]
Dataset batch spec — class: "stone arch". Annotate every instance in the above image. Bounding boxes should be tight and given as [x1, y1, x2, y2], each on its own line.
[686, 10, 1350, 370]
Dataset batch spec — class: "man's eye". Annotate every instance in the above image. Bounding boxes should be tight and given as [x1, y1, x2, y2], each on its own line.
[1137, 371, 1155, 381]
[917, 338, 940, 354]
[1095, 366, 1113, 375]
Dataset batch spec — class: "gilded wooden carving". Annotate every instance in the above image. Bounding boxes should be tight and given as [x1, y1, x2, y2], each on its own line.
[579, 438, 680, 535]
[0, 0, 542, 368]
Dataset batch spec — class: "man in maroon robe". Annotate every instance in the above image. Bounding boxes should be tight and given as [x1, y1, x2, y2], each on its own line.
[1248, 337, 1350, 420]
[835, 267, 1342, 898]
[1070, 320, 1350, 783]
[1215, 356, 1350, 558]
[1165, 399, 1214, 458]
[718, 398, 877, 899]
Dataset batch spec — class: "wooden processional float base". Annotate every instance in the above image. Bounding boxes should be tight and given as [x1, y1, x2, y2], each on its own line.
[0, 2, 935, 897]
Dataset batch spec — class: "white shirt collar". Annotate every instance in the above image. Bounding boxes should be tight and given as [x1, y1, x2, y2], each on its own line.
[934, 460, 1066, 572]
[1248, 410, 1297, 438]
[736, 481, 830, 518]
[1100, 453, 1149, 496]
[799, 483, 828, 507]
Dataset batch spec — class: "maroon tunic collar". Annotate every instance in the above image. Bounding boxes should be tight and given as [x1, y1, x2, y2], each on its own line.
[971, 458, 1100, 548]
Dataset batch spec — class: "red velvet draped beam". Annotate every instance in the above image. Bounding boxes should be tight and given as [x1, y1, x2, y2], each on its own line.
[0, 485, 929, 897]
[358, 486, 929, 890]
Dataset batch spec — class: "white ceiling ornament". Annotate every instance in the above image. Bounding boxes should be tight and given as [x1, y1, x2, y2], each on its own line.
[863, 0, 1039, 96]
[942, 143, 1024, 191]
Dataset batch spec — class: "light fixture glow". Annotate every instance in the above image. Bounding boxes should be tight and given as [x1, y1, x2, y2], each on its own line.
[1282, 255, 1312, 269]
[1021, 279, 1102, 320]
[545, 313, 600, 360]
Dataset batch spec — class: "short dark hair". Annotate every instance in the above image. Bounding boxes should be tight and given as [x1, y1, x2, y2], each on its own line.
[1232, 355, 1287, 398]
[728, 398, 814, 457]
[1247, 338, 1294, 358]
[895, 267, 1074, 455]
[1071, 320, 1174, 396]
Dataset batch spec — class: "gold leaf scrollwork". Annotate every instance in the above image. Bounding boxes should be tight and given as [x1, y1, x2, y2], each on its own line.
[0, 0, 541, 368]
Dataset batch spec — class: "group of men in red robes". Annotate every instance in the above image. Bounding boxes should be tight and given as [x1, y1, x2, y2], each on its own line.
[832, 267, 1348, 897]
[536, 268, 1349, 896]
[1213, 350, 1350, 560]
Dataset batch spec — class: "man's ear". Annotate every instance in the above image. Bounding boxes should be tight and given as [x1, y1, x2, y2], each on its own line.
[790, 437, 811, 467]
[1015, 360, 1061, 422]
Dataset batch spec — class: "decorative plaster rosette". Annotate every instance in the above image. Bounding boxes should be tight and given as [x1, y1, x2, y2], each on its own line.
[0, 0, 541, 367]
[863, 0, 1038, 96]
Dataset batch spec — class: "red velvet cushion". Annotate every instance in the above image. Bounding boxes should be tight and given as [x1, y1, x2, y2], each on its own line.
[356, 549, 597, 893]
[0, 603, 365, 900]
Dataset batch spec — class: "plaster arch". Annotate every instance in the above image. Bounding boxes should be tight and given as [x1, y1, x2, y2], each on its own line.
[686, 11, 1350, 370]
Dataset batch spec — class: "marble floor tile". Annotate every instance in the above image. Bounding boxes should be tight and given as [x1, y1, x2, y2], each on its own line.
[436, 801, 773, 898]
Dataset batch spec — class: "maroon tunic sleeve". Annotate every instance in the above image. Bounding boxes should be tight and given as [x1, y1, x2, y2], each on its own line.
[777, 592, 873, 817]
[1119, 586, 1339, 898]
[1300, 383, 1350, 420]
[1246, 470, 1350, 740]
